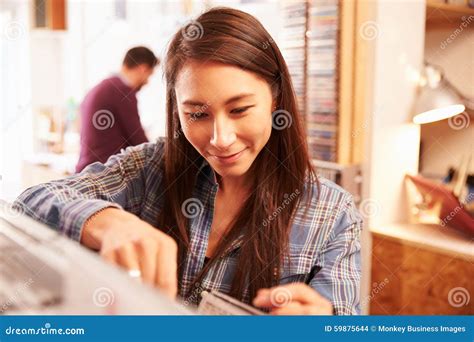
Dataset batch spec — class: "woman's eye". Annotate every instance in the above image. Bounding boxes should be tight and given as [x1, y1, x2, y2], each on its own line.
[188, 112, 208, 120]
[231, 105, 254, 114]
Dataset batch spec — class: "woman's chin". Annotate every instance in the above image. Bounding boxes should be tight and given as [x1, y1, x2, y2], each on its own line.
[213, 165, 249, 178]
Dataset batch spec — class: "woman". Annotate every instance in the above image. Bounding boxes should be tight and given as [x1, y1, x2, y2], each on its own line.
[14, 7, 362, 315]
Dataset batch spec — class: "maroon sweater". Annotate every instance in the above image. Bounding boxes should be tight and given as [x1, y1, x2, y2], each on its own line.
[76, 76, 148, 173]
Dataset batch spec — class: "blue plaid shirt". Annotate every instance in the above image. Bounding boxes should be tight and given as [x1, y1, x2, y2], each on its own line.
[14, 139, 363, 315]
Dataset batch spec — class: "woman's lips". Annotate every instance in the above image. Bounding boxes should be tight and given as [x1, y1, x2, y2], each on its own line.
[210, 148, 247, 165]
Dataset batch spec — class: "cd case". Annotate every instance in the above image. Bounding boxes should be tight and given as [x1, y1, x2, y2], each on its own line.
[197, 290, 266, 315]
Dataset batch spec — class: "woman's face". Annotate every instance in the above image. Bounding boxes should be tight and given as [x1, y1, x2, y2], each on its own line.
[175, 60, 273, 180]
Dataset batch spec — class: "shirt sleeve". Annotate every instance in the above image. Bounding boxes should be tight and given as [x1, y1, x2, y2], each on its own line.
[12, 142, 160, 243]
[309, 197, 363, 315]
[116, 94, 149, 145]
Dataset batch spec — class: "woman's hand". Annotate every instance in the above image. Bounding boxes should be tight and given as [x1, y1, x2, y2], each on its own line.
[253, 283, 333, 315]
[80, 208, 178, 299]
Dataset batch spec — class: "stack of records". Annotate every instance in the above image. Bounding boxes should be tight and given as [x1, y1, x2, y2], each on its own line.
[307, 0, 339, 162]
[280, 0, 308, 117]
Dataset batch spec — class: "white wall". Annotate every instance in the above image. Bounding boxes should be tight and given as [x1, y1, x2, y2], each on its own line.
[0, 1, 33, 201]
[363, 0, 425, 228]
[421, 23, 474, 176]
[359, 0, 426, 314]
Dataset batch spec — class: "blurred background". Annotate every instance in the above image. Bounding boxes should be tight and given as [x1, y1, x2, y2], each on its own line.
[0, 0, 473, 315]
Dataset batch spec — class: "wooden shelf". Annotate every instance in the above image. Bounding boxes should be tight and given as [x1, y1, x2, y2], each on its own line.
[370, 224, 474, 315]
[426, 1, 474, 24]
[371, 223, 474, 261]
[32, 0, 67, 30]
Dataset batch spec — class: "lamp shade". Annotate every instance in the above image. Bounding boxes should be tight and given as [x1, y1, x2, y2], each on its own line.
[412, 65, 466, 124]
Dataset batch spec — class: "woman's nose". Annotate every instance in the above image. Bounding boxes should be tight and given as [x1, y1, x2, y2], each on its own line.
[210, 116, 237, 150]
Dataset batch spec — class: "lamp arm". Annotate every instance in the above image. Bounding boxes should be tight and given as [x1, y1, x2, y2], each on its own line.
[423, 62, 474, 111]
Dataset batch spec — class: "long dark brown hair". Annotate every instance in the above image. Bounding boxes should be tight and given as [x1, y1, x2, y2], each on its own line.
[158, 7, 317, 303]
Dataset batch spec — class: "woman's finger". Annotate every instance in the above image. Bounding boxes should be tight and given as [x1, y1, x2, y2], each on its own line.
[270, 302, 305, 315]
[253, 286, 299, 308]
[135, 239, 158, 285]
[272, 303, 330, 315]
[154, 238, 178, 298]
[252, 289, 272, 307]
[100, 248, 117, 264]
[116, 243, 141, 275]
[282, 283, 323, 305]
[254, 283, 324, 308]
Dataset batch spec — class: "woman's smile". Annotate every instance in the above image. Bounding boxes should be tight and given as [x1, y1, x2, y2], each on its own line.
[209, 147, 248, 165]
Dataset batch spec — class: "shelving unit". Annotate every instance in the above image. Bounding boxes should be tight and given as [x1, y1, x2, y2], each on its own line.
[281, 0, 359, 165]
[281, 0, 308, 120]
[281, 0, 340, 163]
[281, 0, 361, 200]
[282, 0, 361, 200]
[306, 0, 339, 162]
[426, 0, 474, 24]
[32, 0, 67, 30]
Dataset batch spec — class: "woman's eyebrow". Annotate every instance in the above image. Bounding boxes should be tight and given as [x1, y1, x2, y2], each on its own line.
[181, 99, 207, 106]
[181, 93, 255, 107]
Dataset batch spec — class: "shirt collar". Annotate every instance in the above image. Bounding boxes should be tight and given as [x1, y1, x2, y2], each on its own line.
[115, 73, 133, 89]
[197, 158, 219, 186]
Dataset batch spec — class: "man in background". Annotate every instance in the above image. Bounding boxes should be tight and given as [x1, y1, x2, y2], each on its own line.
[76, 46, 159, 173]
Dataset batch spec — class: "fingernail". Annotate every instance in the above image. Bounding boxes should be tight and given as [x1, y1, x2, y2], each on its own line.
[253, 296, 264, 305]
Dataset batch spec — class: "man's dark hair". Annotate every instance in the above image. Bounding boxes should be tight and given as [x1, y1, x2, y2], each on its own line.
[122, 46, 159, 69]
